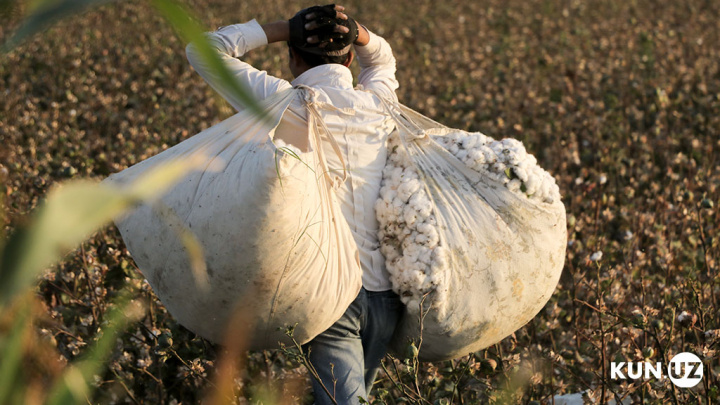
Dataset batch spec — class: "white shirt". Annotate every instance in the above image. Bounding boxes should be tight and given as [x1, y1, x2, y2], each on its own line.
[186, 20, 399, 291]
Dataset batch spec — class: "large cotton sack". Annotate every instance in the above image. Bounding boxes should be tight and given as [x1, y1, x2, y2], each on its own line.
[376, 101, 566, 361]
[105, 89, 362, 349]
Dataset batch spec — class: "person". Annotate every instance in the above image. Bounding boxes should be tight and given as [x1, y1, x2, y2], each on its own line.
[185, 5, 403, 404]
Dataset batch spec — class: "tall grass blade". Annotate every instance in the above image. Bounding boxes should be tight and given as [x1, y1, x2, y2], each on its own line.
[0, 299, 30, 404]
[1, 0, 116, 52]
[149, 0, 268, 120]
[0, 157, 202, 306]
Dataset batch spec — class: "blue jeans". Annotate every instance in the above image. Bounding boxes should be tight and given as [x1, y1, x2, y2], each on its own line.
[304, 288, 403, 404]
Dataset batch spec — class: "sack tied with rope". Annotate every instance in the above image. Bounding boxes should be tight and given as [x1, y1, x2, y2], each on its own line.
[374, 99, 567, 362]
[104, 88, 362, 350]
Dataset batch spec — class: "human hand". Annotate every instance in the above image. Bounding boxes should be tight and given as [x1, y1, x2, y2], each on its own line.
[289, 4, 359, 50]
[306, 5, 369, 46]
[303, 5, 353, 44]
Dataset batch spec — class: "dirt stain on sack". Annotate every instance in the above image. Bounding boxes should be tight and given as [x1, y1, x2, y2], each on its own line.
[512, 278, 524, 298]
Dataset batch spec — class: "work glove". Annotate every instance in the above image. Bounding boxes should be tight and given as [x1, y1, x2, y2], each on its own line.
[289, 4, 358, 55]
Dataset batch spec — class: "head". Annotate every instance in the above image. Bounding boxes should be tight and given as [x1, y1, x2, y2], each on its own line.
[287, 44, 354, 78]
[287, 4, 358, 77]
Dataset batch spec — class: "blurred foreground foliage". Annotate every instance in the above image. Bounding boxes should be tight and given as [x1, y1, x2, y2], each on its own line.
[1, 0, 719, 403]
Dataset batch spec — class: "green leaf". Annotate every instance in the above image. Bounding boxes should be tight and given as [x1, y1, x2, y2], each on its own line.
[0, 301, 30, 404]
[2, 0, 117, 52]
[149, 0, 268, 120]
[0, 157, 200, 307]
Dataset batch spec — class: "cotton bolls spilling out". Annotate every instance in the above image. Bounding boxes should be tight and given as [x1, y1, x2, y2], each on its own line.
[435, 131, 561, 204]
[376, 133, 450, 314]
[376, 129, 560, 314]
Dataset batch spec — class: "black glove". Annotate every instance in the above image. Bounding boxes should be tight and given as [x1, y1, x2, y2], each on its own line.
[289, 4, 358, 55]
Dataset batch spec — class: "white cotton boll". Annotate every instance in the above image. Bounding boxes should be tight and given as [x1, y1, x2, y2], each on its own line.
[481, 147, 495, 163]
[390, 167, 404, 183]
[466, 149, 484, 165]
[492, 162, 506, 173]
[406, 231, 420, 245]
[403, 259, 421, 274]
[381, 245, 400, 262]
[391, 204, 404, 219]
[405, 298, 420, 312]
[424, 228, 440, 248]
[380, 184, 398, 199]
[409, 193, 433, 218]
[376, 199, 393, 217]
[401, 237, 419, 254]
[426, 233, 440, 249]
[376, 211, 388, 224]
[547, 184, 560, 203]
[455, 149, 469, 162]
[432, 248, 448, 267]
[377, 229, 386, 240]
[461, 136, 478, 150]
[469, 160, 485, 172]
[502, 138, 523, 151]
[444, 132, 460, 143]
[410, 270, 427, 290]
[524, 178, 539, 197]
[397, 179, 421, 203]
[430, 270, 445, 285]
[403, 209, 418, 227]
[416, 221, 436, 236]
[419, 276, 434, 292]
[384, 223, 400, 236]
[513, 167, 529, 182]
[415, 233, 428, 244]
[390, 205, 404, 223]
[387, 152, 403, 166]
[507, 179, 522, 192]
[402, 167, 419, 181]
[402, 245, 421, 264]
[418, 247, 433, 264]
[374, 199, 386, 214]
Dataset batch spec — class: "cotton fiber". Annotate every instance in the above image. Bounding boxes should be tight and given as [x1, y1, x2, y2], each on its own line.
[376, 101, 567, 361]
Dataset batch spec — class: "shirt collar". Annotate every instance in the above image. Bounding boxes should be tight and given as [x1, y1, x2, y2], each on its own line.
[291, 64, 354, 90]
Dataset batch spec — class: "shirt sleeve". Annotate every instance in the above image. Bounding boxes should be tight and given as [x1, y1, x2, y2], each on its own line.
[185, 19, 293, 112]
[354, 29, 399, 101]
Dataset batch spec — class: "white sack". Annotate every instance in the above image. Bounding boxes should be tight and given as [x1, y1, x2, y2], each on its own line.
[377, 102, 566, 361]
[105, 89, 362, 349]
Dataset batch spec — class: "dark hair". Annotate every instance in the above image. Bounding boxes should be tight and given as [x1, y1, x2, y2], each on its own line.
[288, 43, 350, 67]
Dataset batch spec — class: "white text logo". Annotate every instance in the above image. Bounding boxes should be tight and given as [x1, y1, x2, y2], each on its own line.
[610, 352, 703, 388]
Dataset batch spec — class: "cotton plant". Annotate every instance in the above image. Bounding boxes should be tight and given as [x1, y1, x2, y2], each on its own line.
[376, 129, 561, 312]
